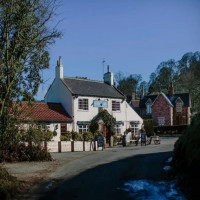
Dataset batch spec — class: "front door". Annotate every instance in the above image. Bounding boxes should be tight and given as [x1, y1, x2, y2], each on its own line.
[102, 125, 110, 146]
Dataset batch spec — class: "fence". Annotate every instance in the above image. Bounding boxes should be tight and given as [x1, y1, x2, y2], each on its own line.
[42, 141, 100, 153]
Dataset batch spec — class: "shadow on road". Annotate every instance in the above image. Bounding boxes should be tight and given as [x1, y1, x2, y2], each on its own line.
[34, 151, 173, 200]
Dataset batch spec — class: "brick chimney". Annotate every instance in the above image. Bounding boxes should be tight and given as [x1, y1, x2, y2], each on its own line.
[103, 65, 114, 86]
[169, 82, 174, 96]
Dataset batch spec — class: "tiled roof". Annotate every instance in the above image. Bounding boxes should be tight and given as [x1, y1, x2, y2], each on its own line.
[62, 77, 125, 99]
[16, 102, 72, 122]
[139, 95, 158, 108]
[140, 93, 190, 108]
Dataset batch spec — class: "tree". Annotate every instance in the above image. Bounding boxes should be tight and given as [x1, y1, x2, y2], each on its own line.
[0, 0, 61, 137]
[148, 59, 178, 94]
[115, 72, 142, 100]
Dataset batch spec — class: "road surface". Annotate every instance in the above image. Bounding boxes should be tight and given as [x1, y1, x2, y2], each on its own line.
[7, 137, 178, 200]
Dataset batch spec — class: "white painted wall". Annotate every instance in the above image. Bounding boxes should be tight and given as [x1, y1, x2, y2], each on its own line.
[73, 96, 143, 134]
[44, 79, 73, 118]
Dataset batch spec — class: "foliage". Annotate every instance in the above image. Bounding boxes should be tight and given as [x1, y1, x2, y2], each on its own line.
[0, 167, 18, 200]
[60, 131, 72, 141]
[94, 109, 116, 135]
[113, 135, 118, 145]
[94, 131, 104, 140]
[115, 72, 142, 99]
[148, 51, 200, 113]
[71, 131, 83, 141]
[172, 113, 200, 198]
[126, 128, 132, 133]
[0, 142, 52, 162]
[21, 128, 53, 143]
[83, 131, 94, 141]
[143, 119, 154, 137]
[173, 113, 200, 171]
[89, 120, 99, 134]
[0, 0, 61, 137]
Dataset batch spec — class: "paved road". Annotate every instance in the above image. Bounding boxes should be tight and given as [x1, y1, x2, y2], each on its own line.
[15, 137, 178, 200]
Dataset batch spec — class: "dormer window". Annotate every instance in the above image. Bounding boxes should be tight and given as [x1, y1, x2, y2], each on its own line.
[146, 99, 152, 114]
[175, 97, 183, 113]
[176, 102, 182, 112]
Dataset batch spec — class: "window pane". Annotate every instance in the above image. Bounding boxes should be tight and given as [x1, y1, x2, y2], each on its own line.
[112, 101, 120, 111]
[78, 99, 88, 110]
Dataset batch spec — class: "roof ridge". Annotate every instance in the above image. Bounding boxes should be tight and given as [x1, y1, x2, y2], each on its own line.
[63, 76, 104, 84]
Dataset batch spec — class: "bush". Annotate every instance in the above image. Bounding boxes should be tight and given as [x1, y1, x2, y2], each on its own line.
[113, 135, 118, 145]
[71, 131, 83, 141]
[60, 131, 72, 141]
[0, 142, 52, 162]
[21, 128, 53, 143]
[143, 119, 154, 137]
[172, 113, 200, 198]
[0, 167, 18, 200]
[83, 132, 94, 141]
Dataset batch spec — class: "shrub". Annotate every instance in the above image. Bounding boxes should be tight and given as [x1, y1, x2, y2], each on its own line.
[172, 113, 200, 198]
[60, 131, 72, 141]
[21, 128, 53, 143]
[113, 135, 118, 145]
[0, 142, 52, 162]
[0, 167, 18, 200]
[83, 131, 94, 141]
[143, 119, 154, 137]
[71, 131, 83, 141]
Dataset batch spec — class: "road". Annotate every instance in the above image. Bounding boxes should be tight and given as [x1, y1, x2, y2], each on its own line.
[8, 137, 178, 200]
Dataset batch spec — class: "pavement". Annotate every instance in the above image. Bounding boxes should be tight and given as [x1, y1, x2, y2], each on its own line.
[4, 137, 178, 200]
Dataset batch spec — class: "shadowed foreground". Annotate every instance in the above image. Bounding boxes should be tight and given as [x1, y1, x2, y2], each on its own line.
[39, 151, 172, 200]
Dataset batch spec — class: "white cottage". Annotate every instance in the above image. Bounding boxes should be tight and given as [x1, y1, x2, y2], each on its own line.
[44, 57, 143, 143]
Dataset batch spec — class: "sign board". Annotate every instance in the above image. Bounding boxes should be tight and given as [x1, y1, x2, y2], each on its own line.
[141, 132, 146, 143]
[97, 135, 104, 148]
[93, 100, 108, 108]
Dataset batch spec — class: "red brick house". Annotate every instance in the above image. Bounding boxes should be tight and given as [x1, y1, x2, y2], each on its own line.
[138, 84, 191, 126]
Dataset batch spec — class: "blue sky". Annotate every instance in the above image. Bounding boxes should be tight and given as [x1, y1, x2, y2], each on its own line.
[36, 0, 200, 100]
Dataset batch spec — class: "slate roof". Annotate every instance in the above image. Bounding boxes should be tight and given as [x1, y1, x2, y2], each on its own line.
[16, 102, 72, 122]
[140, 93, 190, 108]
[139, 95, 157, 108]
[62, 77, 125, 99]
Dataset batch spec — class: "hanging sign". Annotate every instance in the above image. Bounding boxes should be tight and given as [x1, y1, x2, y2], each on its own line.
[93, 100, 108, 108]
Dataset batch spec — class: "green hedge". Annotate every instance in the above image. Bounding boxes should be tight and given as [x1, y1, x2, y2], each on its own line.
[172, 113, 200, 198]
[154, 125, 188, 135]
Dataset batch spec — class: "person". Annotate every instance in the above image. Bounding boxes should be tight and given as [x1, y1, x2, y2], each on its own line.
[140, 127, 147, 146]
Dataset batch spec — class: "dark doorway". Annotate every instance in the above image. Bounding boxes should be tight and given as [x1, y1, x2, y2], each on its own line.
[102, 125, 110, 146]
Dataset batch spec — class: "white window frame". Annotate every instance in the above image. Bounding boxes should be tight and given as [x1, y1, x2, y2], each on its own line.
[146, 103, 152, 114]
[112, 100, 120, 111]
[115, 124, 122, 136]
[130, 123, 139, 135]
[78, 124, 89, 133]
[78, 98, 89, 111]
[176, 103, 182, 113]
[158, 117, 165, 126]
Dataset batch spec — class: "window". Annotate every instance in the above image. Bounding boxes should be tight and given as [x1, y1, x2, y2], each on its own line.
[115, 124, 121, 136]
[158, 117, 165, 126]
[146, 103, 152, 114]
[61, 124, 67, 135]
[112, 101, 120, 111]
[78, 125, 89, 133]
[130, 123, 139, 135]
[78, 98, 88, 110]
[176, 103, 182, 113]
